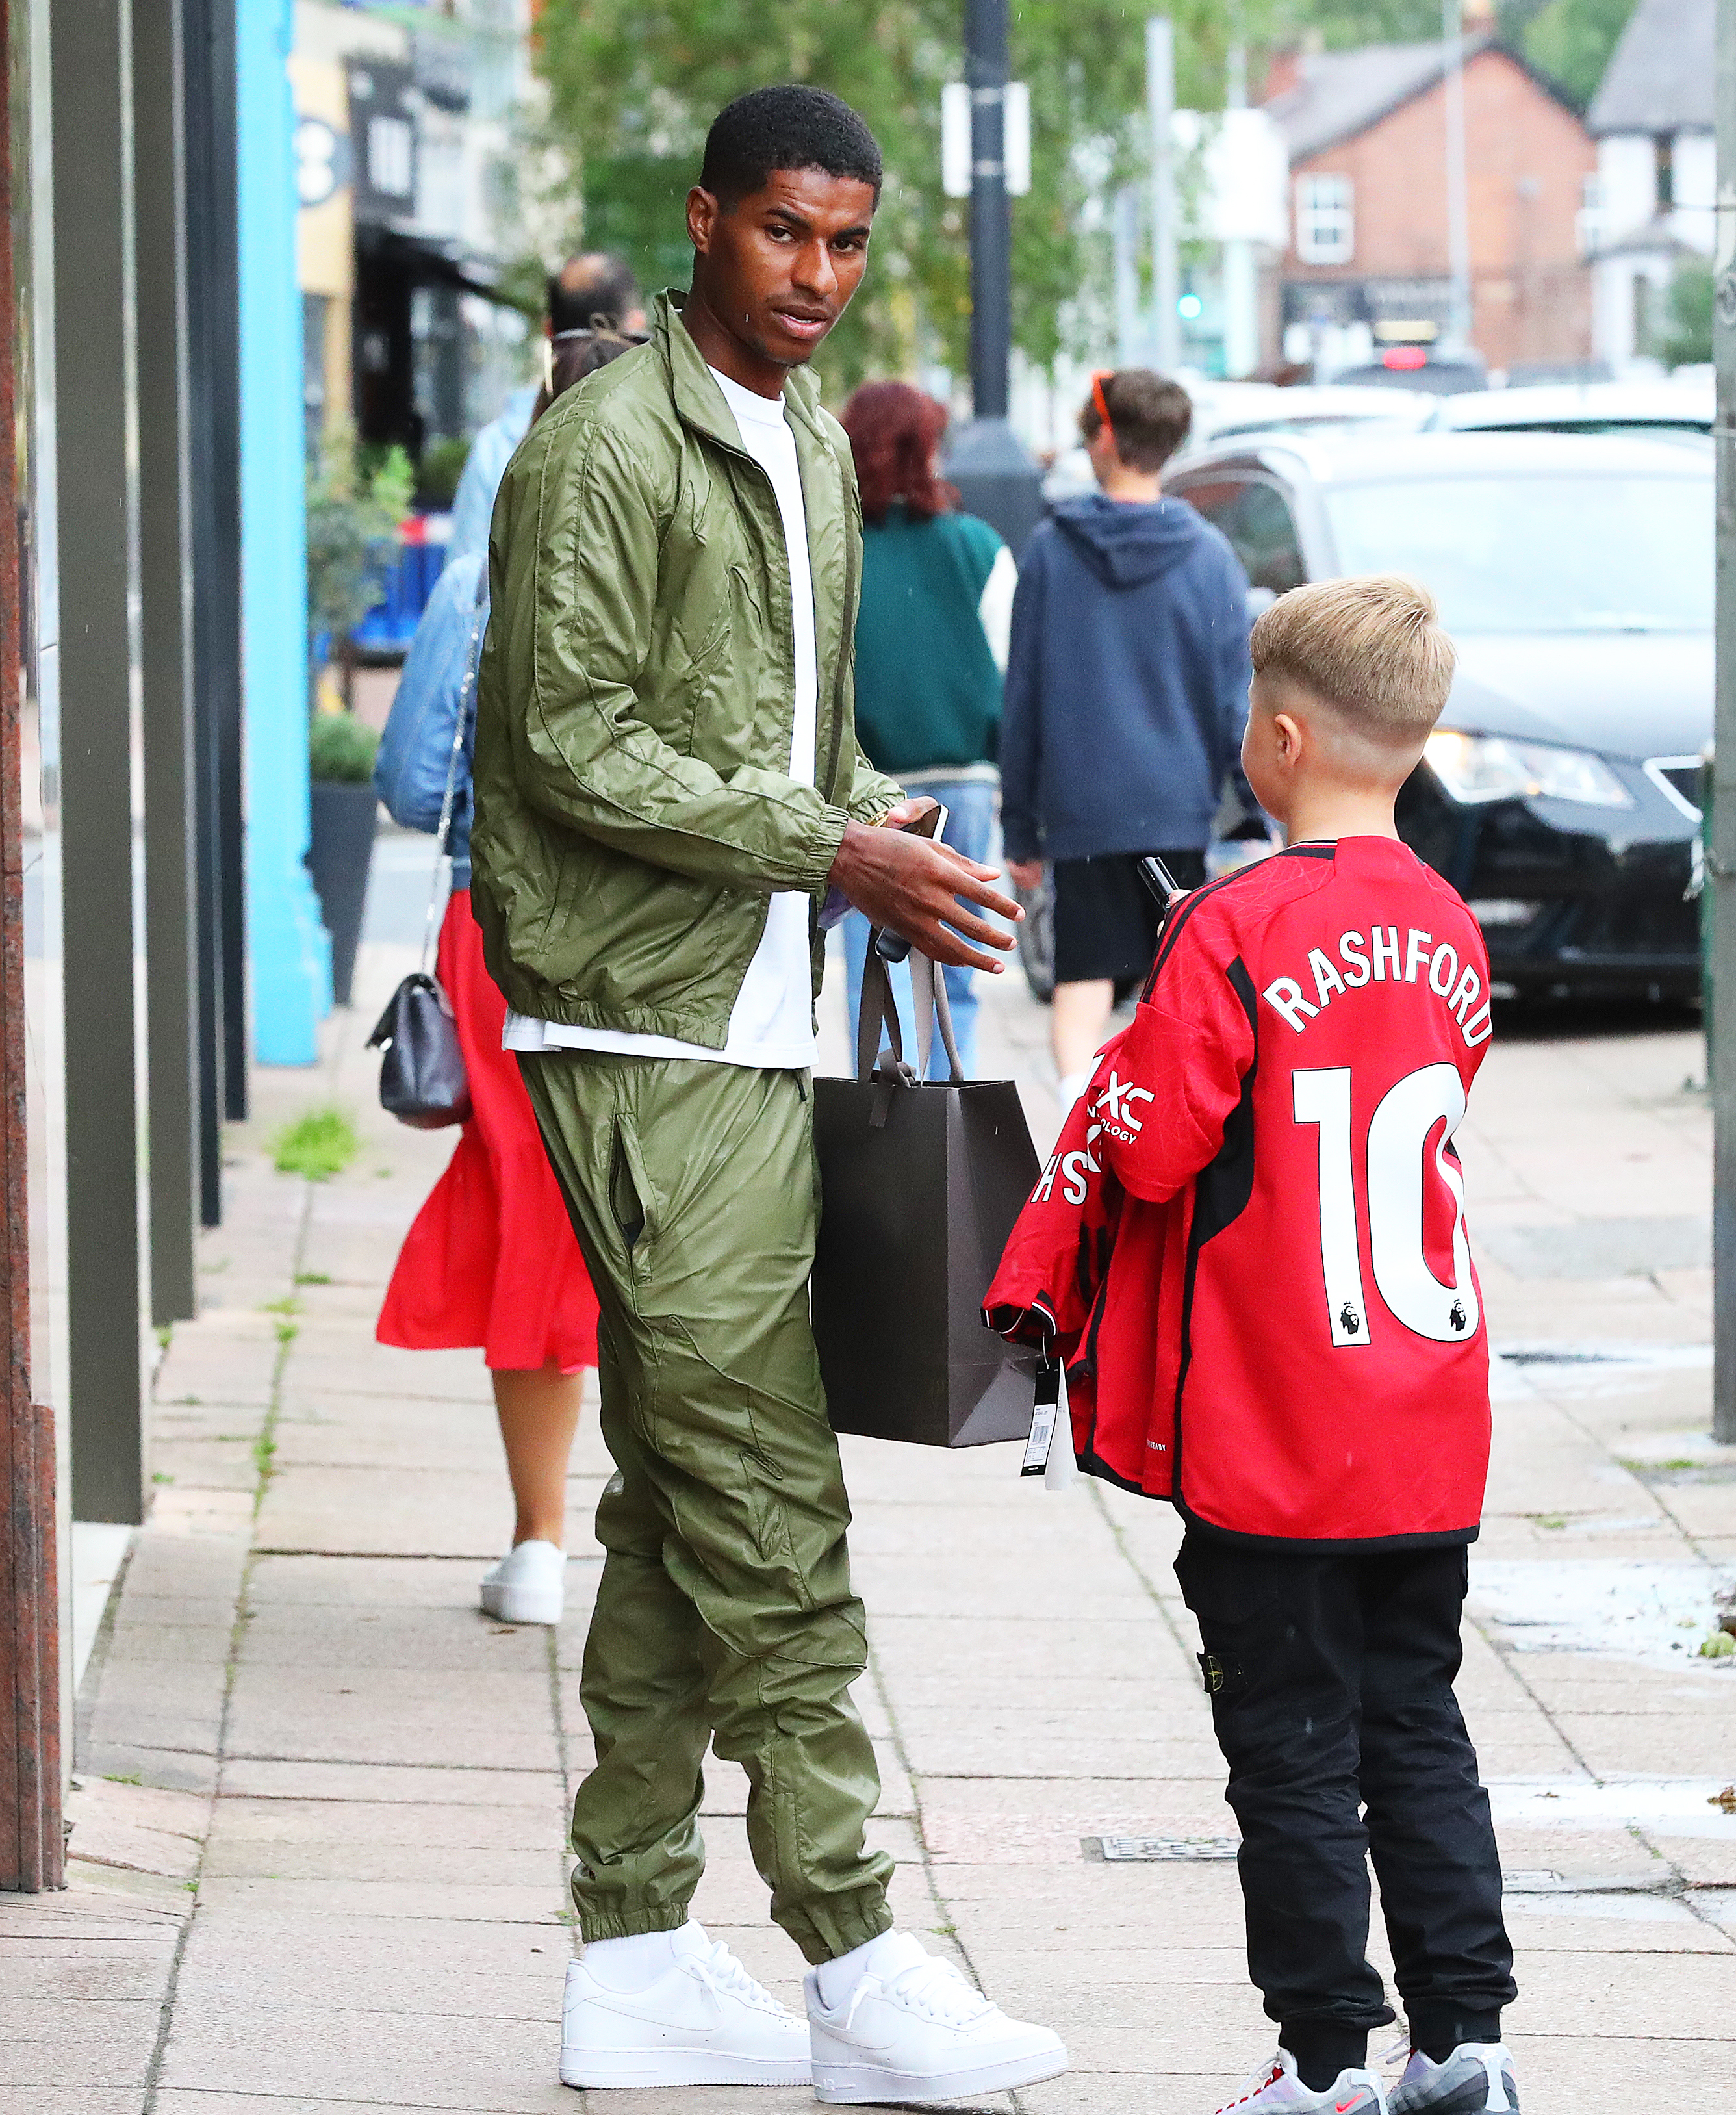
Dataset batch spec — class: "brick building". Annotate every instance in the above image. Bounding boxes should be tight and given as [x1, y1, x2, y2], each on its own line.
[1261, 38, 1596, 378]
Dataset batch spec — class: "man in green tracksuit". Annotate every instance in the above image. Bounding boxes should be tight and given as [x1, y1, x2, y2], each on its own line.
[470, 84, 1066, 2104]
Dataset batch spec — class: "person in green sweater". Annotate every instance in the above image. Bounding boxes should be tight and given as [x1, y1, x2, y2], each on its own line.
[839, 381, 1017, 1075]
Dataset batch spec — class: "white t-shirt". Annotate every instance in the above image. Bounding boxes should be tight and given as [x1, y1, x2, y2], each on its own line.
[504, 366, 821, 1070]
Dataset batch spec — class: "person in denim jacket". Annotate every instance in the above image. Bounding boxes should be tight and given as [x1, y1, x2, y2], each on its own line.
[372, 329, 635, 1628]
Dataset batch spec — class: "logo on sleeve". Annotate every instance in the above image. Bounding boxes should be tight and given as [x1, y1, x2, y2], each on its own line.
[1091, 1070, 1154, 1143]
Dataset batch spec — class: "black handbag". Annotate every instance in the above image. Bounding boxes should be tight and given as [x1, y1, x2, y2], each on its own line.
[811, 938, 1041, 1447]
[366, 578, 486, 1129]
[368, 971, 470, 1129]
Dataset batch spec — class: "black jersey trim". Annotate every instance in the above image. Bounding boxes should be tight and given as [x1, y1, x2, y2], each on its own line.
[1174, 1500, 1481, 1556]
[1169, 955, 1260, 1515]
[1139, 845, 1335, 1005]
[1074, 1443, 1150, 1498]
[1140, 869, 1249, 1002]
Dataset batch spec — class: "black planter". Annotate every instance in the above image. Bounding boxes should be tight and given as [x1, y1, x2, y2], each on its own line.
[307, 779, 379, 1007]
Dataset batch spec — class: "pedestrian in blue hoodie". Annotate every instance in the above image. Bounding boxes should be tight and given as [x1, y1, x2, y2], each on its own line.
[1002, 368, 1261, 1105]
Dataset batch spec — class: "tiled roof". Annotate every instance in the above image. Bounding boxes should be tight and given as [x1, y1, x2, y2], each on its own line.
[1586, 0, 1713, 134]
[1264, 36, 1494, 160]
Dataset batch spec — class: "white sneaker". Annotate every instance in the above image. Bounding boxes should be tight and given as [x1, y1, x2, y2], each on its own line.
[479, 1539, 566, 1626]
[805, 1930, 1067, 2104]
[1390, 2043, 1517, 2115]
[1215, 2049, 1387, 2114]
[559, 1927, 811, 2089]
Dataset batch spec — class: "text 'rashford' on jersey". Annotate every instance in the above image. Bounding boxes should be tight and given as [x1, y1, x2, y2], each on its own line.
[1090, 836, 1495, 1549]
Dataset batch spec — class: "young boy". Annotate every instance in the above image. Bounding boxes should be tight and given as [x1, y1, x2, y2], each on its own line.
[1091, 577, 1516, 2114]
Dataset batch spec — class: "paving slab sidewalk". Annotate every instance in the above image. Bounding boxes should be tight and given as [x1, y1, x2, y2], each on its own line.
[9, 932, 1736, 2112]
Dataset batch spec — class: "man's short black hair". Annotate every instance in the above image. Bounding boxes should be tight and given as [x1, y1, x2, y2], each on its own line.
[547, 253, 641, 335]
[700, 86, 882, 209]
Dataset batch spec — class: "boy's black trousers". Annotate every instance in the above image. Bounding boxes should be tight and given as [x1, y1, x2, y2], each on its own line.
[1175, 1533, 1516, 2063]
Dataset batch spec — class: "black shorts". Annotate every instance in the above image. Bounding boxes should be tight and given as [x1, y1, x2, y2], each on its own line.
[1051, 848, 1207, 988]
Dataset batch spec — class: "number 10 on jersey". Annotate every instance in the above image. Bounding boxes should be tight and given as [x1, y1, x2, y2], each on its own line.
[1292, 1063, 1479, 1350]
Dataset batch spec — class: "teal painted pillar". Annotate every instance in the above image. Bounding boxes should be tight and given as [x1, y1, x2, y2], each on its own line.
[235, 0, 329, 1063]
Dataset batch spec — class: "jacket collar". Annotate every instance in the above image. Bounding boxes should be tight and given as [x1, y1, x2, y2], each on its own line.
[652, 288, 832, 457]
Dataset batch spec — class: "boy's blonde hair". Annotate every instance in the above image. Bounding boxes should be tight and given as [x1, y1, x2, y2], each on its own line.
[1250, 574, 1454, 744]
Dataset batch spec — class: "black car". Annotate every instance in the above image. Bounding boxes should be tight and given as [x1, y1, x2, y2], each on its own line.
[1165, 430, 1711, 1001]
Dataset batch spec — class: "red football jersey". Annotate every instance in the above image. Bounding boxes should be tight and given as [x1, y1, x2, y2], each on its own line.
[1094, 836, 1494, 1549]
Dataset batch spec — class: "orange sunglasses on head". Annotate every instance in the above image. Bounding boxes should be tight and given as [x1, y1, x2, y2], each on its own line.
[1090, 368, 1116, 431]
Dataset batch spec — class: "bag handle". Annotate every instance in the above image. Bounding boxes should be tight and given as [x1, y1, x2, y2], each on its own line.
[418, 568, 491, 975]
[856, 938, 908, 1083]
[908, 948, 964, 1084]
[857, 932, 964, 1086]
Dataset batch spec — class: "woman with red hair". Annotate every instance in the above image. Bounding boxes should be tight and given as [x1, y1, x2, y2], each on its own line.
[838, 381, 1016, 1074]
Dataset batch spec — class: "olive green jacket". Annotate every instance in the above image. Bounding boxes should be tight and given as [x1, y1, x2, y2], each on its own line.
[470, 291, 901, 1045]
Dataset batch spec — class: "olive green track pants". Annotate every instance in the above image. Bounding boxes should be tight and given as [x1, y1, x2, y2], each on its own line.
[519, 1051, 894, 1964]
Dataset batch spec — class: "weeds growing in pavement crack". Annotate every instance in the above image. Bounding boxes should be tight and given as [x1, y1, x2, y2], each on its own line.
[141, 1173, 316, 2114]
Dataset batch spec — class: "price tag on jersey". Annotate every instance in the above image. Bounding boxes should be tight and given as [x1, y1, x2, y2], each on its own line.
[1022, 1360, 1061, 1477]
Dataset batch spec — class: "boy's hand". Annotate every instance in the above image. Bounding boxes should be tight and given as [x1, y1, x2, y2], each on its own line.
[1007, 859, 1044, 892]
[829, 821, 1022, 974]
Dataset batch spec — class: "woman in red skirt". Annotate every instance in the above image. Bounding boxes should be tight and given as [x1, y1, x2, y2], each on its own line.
[374, 328, 637, 1624]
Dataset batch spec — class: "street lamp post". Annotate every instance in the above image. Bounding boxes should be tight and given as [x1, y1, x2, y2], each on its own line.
[943, 0, 1045, 552]
[1442, 0, 1473, 353]
[1147, 16, 1179, 375]
[1712, 0, 1736, 1442]
[967, 0, 1011, 420]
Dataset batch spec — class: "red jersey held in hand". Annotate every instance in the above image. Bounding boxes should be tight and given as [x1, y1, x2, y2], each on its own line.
[993, 837, 1496, 1552]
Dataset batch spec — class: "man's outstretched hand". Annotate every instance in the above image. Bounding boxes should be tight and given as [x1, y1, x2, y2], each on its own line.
[829, 804, 1022, 975]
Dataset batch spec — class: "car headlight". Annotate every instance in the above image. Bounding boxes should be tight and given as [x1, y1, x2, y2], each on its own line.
[1425, 731, 1633, 809]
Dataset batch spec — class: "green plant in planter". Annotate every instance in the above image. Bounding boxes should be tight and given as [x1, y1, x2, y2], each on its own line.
[416, 436, 470, 511]
[306, 424, 415, 649]
[309, 711, 379, 784]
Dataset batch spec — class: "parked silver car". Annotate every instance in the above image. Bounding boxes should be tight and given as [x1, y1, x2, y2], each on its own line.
[1430, 379, 1712, 442]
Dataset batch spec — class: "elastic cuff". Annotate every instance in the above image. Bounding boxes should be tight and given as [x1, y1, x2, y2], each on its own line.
[576, 1904, 692, 1943]
[1407, 2005, 1503, 2060]
[1281, 2021, 1371, 2087]
[785, 1895, 894, 1967]
[797, 806, 852, 895]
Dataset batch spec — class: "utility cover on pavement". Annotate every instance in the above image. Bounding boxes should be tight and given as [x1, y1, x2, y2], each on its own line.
[1086, 1834, 1239, 1862]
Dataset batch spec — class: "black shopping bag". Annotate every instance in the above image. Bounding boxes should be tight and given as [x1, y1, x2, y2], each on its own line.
[813, 939, 1041, 1446]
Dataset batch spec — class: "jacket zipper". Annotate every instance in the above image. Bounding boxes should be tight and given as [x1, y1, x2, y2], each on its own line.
[823, 492, 857, 806]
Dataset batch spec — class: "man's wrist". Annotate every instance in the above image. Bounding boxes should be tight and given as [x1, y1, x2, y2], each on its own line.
[802, 805, 854, 895]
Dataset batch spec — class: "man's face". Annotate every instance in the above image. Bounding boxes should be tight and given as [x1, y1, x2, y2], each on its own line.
[687, 167, 876, 372]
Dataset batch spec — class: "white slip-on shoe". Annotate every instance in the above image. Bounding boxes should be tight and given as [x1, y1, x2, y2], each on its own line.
[559, 1929, 811, 2089]
[479, 1539, 565, 1626]
[1214, 2049, 1387, 2114]
[805, 1930, 1067, 2105]
[1389, 2043, 1517, 2115]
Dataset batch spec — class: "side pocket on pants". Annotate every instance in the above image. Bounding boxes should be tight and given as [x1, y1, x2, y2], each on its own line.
[609, 1112, 657, 1252]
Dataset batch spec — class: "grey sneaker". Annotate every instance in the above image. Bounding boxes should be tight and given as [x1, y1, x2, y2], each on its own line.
[1390, 2044, 1518, 2115]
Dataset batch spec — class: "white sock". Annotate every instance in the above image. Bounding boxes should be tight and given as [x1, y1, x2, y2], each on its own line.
[1057, 1070, 1089, 1110]
[583, 1920, 703, 1993]
[814, 1929, 921, 2010]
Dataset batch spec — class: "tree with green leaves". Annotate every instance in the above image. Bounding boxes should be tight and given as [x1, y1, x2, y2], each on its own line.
[1497, 0, 1638, 110]
[531, 0, 1247, 394]
[1652, 257, 1714, 369]
[529, 0, 1636, 396]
